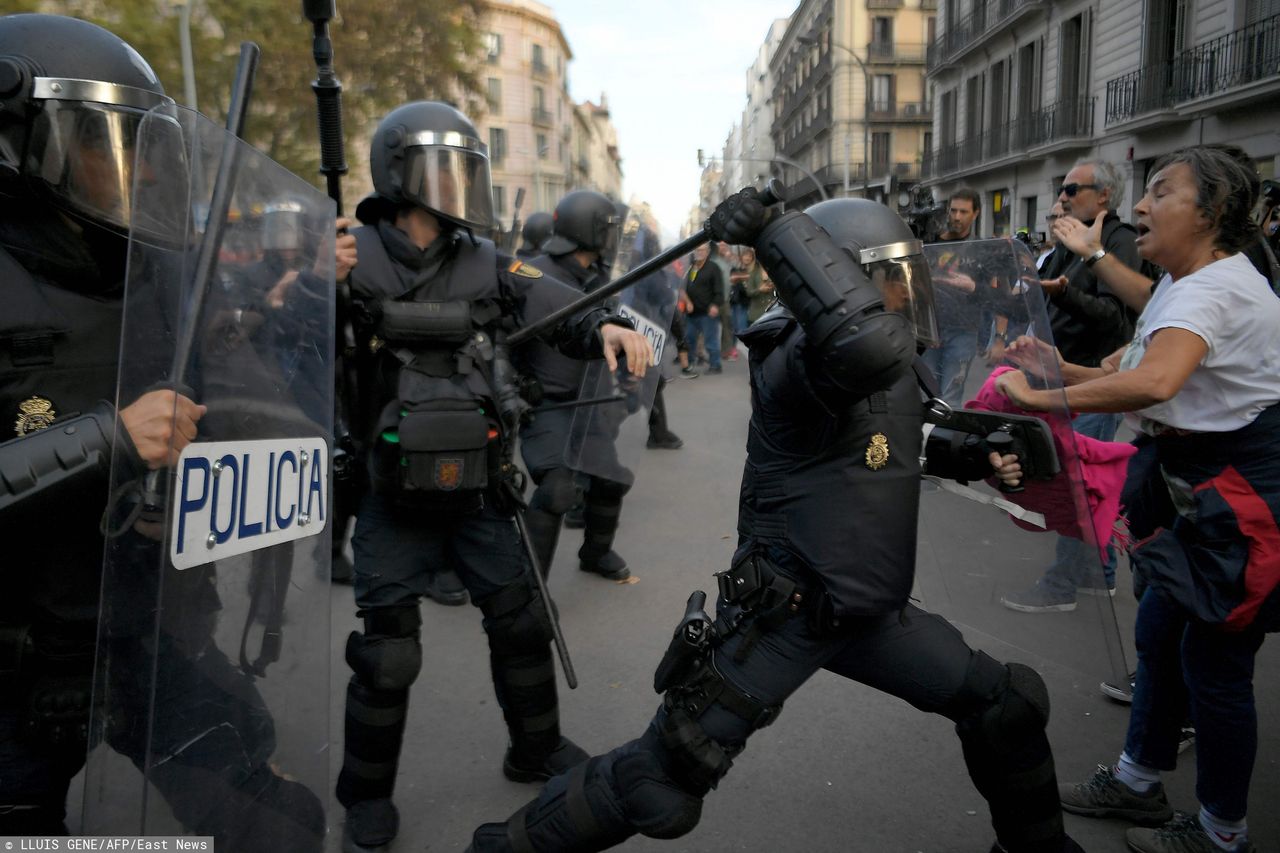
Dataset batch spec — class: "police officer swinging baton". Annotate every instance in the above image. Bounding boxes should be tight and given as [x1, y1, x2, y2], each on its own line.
[506, 179, 787, 347]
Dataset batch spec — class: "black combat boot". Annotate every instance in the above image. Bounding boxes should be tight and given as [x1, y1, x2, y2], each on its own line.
[491, 648, 588, 782]
[577, 498, 630, 581]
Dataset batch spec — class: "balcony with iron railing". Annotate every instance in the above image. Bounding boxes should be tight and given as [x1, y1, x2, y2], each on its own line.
[868, 41, 927, 63]
[531, 106, 554, 127]
[531, 58, 551, 79]
[867, 100, 933, 121]
[921, 96, 1094, 179]
[927, 0, 1047, 73]
[1105, 13, 1280, 125]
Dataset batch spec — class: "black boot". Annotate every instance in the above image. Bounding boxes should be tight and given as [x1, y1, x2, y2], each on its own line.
[491, 649, 587, 783]
[578, 484, 630, 581]
[343, 799, 399, 853]
[424, 567, 468, 606]
[336, 677, 409, 851]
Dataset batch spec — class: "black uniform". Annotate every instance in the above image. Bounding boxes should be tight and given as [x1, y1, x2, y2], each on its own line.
[0, 18, 324, 848]
[467, 196, 1080, 853]
[336, 213, 620, 846]
[516, 250, 634, 581]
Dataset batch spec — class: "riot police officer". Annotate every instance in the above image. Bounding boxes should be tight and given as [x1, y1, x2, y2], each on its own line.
[466, 197, 1085, 853]
[0, 16, 327, 848]
[517, 211, 553, 260]
[517, 189, 634, 581]
[337, 102, 651, 853]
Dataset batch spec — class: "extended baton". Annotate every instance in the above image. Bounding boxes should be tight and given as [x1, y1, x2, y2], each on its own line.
[507, 180, 786, 347]
[302, 0, 347, 213]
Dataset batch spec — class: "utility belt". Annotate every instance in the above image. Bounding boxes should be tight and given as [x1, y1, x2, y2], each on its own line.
[716, 551, 844, 649]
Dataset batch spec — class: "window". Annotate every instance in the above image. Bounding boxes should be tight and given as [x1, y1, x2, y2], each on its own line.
[990, 189, 1010, 236]
[939, 89, 956, 146]
[487, 77, 501, 111]
[492, 185, 506, 218]
[536, 133, 548, 159]
[488, 128, 506, 164]
[1145, 0, 1189, 66]
[872, 74, 895, 112]
[532, 43, 547, 73]
[964, 73, 984, 139]
[1058, 12, 1090, 104]
[534, 86, 545, 110]
[1023, 195, 1038, 235]
[483, 32, 502, 63]
[871, 132, 891, 171]
[872, 16, 894, 49]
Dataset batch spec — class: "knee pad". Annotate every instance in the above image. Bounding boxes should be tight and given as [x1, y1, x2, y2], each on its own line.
[586, 476, 631, 503]
[954, 653, 1050, 752]
[616, 750, 705, 840]
[530, 468, 580, 515]
[481, 581, 554, 657]
[345, 606, 422, 691]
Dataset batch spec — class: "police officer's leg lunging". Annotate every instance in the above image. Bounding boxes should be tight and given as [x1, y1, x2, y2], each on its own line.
[577, 476, 631, 580]
[524, 467, 581, 578]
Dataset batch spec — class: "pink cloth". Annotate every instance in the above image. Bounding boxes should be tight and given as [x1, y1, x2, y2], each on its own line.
[968, 366, 1138, 559]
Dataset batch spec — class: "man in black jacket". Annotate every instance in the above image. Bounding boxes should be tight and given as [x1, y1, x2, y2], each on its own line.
[683, 243, 724, 373]
[1002, 158, 1141, 613]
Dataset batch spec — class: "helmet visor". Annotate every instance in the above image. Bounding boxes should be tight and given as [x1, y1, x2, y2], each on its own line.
[262, 203, 307, 252]
[26, 100, 153, 233]
[402, 144, 495, 230]
[865, 254, 939, 348]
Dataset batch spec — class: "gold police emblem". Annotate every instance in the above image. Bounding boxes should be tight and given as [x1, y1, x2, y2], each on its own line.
[508, 260, 543, 279]
[15, 396, 57, 436]
[865, 433, 890, 470]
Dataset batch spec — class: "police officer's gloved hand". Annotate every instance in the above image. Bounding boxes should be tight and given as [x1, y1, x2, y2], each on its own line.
[706, 187, 768, 246]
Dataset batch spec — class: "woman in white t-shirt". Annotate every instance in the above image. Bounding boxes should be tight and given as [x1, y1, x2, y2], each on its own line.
[998, 146, 1278, 853]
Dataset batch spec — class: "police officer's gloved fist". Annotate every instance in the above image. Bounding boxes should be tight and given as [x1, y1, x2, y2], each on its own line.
[706, 187, 768, 246]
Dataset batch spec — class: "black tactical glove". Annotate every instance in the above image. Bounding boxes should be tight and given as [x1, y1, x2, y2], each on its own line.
[706, 187, 768, 245]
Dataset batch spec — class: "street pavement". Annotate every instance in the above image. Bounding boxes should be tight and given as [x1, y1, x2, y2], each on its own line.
[324, 352, 1280, 853]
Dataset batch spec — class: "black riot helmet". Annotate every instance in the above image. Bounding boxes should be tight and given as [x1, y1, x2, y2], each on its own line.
[520, 211, 553, 254]
[0, 14, 172, 235]
[805, 198, 939, 348]
[367, 101, 495, 232]
[543, 190, 621, 258]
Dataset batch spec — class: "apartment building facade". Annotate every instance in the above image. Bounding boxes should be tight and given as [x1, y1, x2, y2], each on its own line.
[769, 0, 938, 208]
[925, 0, 1279, 238]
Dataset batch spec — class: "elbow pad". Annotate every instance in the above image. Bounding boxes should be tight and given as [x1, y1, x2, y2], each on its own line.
[0, 404, 115, 514]
[754, 212, 916, 398]
[921, 424, 993, 484]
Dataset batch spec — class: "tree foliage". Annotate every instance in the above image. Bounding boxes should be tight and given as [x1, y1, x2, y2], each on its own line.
[49, 0, 485, 194]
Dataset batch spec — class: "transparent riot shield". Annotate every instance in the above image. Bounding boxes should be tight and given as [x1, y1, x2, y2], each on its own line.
[913, 238, 1131, 693]
[557, 211, 680, 482]
[82, 104, 334, 851]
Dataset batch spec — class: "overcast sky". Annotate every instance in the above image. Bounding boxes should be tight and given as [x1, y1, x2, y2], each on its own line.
[548, 0, 798, 242]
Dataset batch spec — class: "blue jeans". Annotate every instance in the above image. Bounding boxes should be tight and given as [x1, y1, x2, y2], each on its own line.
[731, 303, 749, 337]
[1040, 411, 1122, 596]
[1124, 588, 1266, 821]
[685, 313, 721, 369]
[920, 326, 979, 407]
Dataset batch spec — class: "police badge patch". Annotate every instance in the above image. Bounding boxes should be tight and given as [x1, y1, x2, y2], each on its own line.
[508, 260, 543, 279]
[435, 458, 463, 490]
[865, 433, 889, 470]
[15, 396, 56, 436]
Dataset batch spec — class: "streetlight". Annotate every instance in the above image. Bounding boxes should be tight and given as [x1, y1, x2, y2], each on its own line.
[172, 0, 198, 110]
[797, 34, 869, 198]
[696, 150, 828, 203]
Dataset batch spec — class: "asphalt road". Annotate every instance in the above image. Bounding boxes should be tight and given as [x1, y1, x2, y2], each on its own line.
[321, 354, 1280, 853]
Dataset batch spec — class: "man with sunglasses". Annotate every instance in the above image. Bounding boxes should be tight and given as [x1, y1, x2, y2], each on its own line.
[1001, 158, 1142, 614]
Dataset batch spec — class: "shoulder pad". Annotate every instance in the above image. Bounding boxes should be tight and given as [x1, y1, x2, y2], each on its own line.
[507, 259, 543, 279]
[737, 301, 795, 347]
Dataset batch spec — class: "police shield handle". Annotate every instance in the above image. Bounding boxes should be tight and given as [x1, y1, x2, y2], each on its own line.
[120, 389, 207, 468]
[600, 323, 653, 379]
[506, 179, 788, 347]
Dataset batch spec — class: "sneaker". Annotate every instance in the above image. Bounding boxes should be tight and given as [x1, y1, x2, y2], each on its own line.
[705, 365, 723, 374]
[1001, 582, 1078, 613]
[424, 568, 468, 606]
[1126, 812, 1255, 853]
[1060, 764, 1174, 826]
[647, 433, 684, 449]
[1101, 670, 1137, 703]
[1177, 724, 1196, 755]
[503, 736, 590, 784]
[726, 349, 740, 361]
[680, 366, 700, 379]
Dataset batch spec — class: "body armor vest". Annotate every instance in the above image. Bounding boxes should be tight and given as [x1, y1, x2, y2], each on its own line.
[520, 254, 594, 400]
[350, 226, 505, 503]
[737, 309, 925, 617]
[1, 247, 122, 622]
